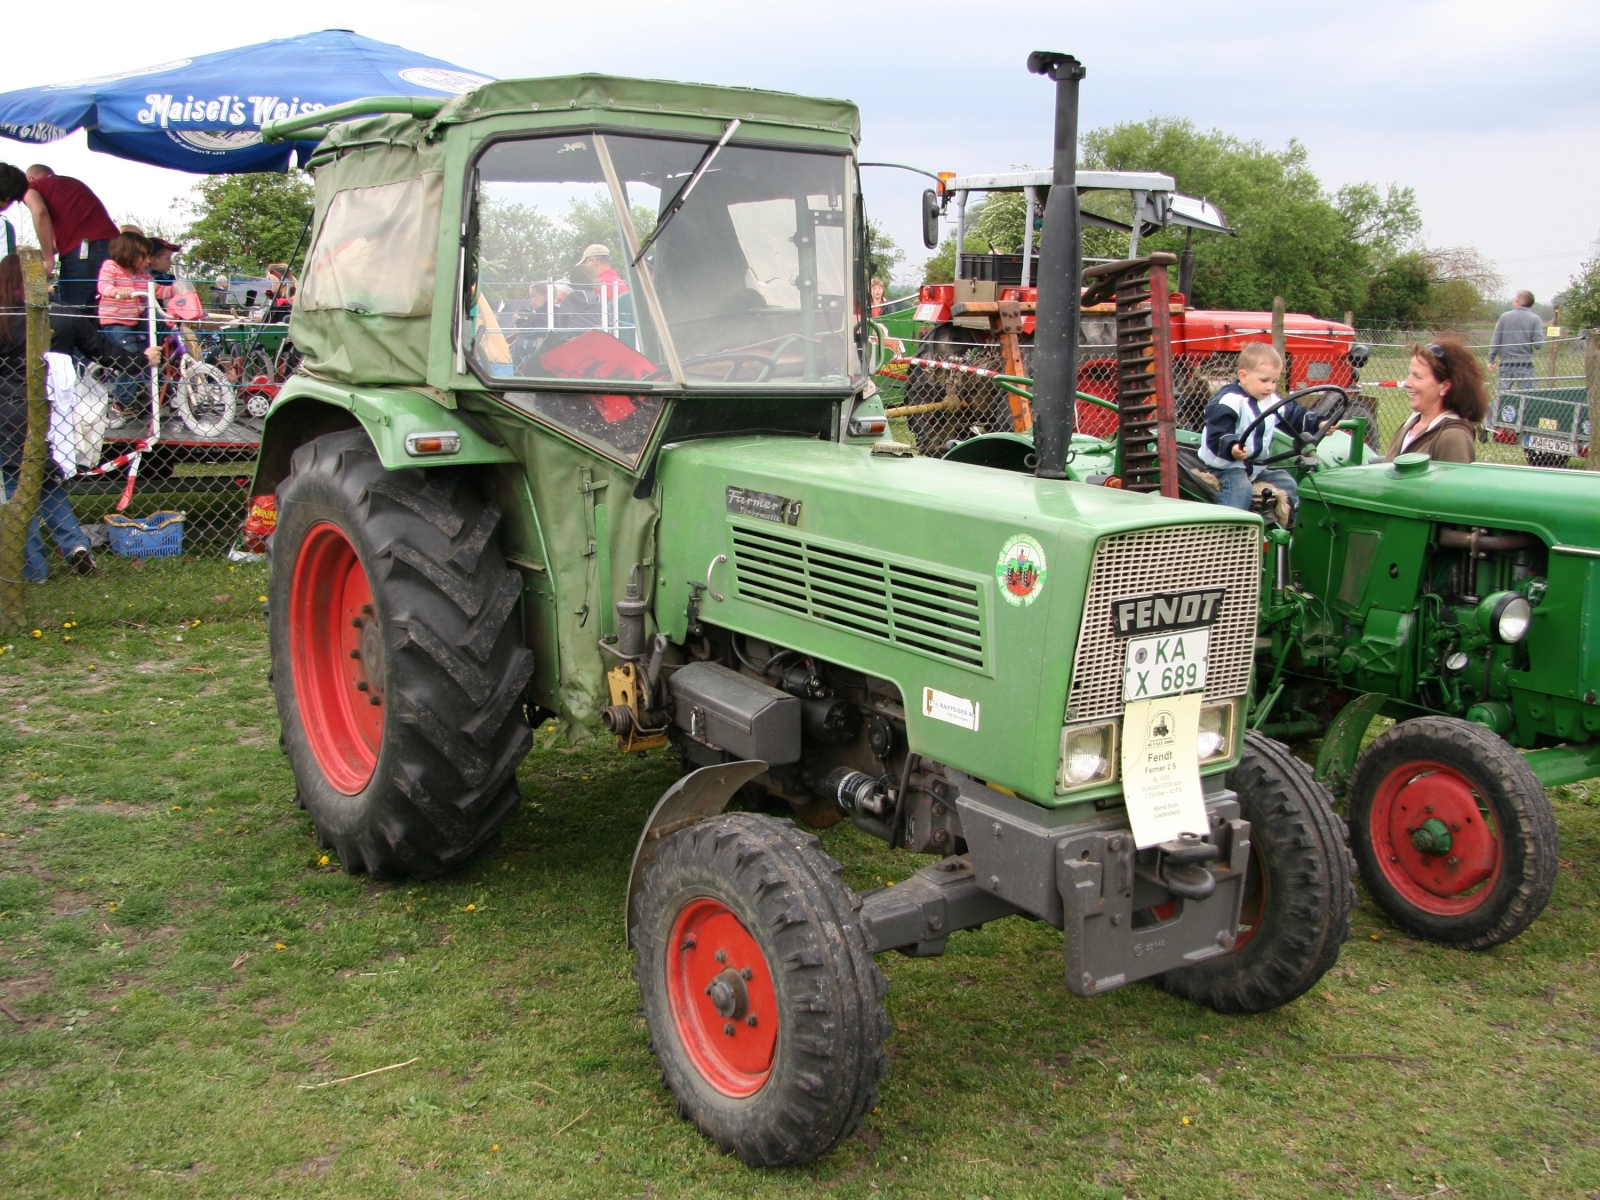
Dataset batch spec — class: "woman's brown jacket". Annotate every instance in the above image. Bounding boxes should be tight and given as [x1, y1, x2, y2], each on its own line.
[1383, 414, 1476, 463]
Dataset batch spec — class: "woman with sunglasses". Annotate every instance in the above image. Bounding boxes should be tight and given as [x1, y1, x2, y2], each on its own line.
[1382, 336, 1486, 463]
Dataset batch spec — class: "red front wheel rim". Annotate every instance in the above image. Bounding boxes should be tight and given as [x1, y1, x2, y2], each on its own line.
[1368, 759, 1501, 916]
[289, 521, 384, 795]
[666, 898, 779, 1098]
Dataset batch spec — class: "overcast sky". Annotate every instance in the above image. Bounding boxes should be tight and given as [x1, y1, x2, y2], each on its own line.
[4, 0, 1596, 303]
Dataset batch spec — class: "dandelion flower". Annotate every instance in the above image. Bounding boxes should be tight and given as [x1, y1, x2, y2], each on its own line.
[1181, 1116, 1192, 1126]
[258, 595, 268, 603]
[464, 904, 477, 912]
[317, 855, 329, 866]
[31, 630, 41, 638]
[274, 942, 287, 951]
[107, 902, 119, 913]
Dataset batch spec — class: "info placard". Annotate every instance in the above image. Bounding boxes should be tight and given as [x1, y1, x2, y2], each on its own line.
[1120, 692, 1208, 849]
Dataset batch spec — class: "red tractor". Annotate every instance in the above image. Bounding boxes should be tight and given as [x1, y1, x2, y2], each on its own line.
[879, 169, 1370, 448]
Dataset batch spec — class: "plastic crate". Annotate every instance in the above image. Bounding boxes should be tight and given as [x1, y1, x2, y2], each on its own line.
[958, 252, 1024, 285]
[104, 511, 185, 558]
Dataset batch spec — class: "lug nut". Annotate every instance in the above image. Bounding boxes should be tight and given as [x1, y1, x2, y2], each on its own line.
[369, 695, 381, 706]
[350, 617, 363, 629]
[714, 949, 727, 963]
[679, 935, 696, 951]
[745, 1014, 758, 1027]
[349, 649, 361, 659]
[356, 681, 369, 691]
[740, 967, 752, 981]
[723, 1022, 735, 1036]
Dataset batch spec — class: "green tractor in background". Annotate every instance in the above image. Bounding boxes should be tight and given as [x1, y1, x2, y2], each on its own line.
[254, 57, 1355, 1166]
[922, 248, 1592, 952]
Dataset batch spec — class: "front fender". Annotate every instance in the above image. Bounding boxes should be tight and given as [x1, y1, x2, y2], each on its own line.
[252, 376, 517, 497]
[625, 760, 769, 947]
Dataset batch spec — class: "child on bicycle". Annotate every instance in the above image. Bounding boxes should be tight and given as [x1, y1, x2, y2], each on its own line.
[1198, 342, 1328, 515]
[96, 232, 173, 416]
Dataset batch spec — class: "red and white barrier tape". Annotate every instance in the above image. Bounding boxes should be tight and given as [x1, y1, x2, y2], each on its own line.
[883, 356, 1006, 379]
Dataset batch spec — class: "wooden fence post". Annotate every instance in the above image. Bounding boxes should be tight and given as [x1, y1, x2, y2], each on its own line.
[0, 247, 50, 631]
[1586, 329, 1599, 472]
[1271, 296, 1287, 390]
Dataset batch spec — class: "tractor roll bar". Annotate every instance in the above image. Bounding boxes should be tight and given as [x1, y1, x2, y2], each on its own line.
[262, 95, 450, 144]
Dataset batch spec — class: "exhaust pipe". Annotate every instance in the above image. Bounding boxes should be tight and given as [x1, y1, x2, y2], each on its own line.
[1027, 50, 1086, 480]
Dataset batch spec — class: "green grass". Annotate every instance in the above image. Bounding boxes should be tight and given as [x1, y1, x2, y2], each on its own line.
[2, 619, 1599, 1198]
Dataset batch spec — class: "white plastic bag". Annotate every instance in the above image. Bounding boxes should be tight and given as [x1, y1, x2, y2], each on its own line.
[44, 354, 113, 478]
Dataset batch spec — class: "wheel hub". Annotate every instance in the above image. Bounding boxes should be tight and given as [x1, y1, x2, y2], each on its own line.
[1409, 816, 1452, 856]
[666, 898, 777, 1097]
[1372, 760, 1500, 912]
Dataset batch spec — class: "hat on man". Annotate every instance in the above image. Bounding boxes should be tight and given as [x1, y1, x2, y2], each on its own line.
[148, 237, 182, 253]
[576, 243, 612, 264]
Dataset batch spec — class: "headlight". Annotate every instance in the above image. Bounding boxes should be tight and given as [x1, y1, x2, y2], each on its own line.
[1477, 592, 1532, 644]
[1198, 700, 1236, 764]
[1058, 720, 1117, 791]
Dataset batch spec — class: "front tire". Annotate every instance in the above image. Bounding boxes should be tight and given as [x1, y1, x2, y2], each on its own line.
[269, 429, 534, 878]
[634, 813, 888, 1167]
[1160, 732, 1354, 1013]
[1347, 716, 1557, 948]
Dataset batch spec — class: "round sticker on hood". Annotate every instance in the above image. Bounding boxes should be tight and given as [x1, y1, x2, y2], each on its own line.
[996, 534, 1047, 607]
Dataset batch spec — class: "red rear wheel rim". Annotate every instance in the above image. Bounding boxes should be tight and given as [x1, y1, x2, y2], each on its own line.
[289, 521, 383, 795]
[1368, 759, 1500, 916]
[666, 898, 779, 1098]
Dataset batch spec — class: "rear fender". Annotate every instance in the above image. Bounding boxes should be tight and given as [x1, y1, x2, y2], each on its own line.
[252, 377, 517, 497]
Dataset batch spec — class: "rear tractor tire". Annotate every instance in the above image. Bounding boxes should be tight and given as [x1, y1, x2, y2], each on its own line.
[633, 812, 889, 1167]
[269, 429, 534, 878]
[1160, 732, 1355, 1013]
[1347, 716, 1557, 948]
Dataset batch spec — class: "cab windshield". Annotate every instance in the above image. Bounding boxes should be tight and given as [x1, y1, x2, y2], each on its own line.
[466, 132, 857, 390]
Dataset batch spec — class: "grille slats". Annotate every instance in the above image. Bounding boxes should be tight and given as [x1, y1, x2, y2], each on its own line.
[731, 525, 987, 672]
[1067, 524, 1258, 720]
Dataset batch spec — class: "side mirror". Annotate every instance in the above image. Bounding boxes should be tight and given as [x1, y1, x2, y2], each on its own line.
[921, 189, 941, 249]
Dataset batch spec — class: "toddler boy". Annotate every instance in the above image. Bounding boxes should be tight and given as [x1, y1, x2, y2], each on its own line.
[1198, 342, 1326, 515]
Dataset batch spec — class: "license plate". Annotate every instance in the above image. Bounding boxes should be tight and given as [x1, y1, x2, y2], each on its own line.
[1123, 629, 1209, 701]
[1524, 434, 1576, 455]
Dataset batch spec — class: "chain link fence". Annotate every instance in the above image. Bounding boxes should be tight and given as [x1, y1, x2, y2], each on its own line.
[876, 322, 1592, 469]
[1, 303, 290, 630]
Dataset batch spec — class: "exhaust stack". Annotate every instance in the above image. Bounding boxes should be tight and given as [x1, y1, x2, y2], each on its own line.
[1026, 51, 1085, 480]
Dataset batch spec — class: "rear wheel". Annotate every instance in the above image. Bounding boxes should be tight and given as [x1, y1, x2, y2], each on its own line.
[269, 429, 533, 878]
[1160, 732, 1354, 1013]
[634, 812, 888, 1167]
[1347, 716, 1556, 948]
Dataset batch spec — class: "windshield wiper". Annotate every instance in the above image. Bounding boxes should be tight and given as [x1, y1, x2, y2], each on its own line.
[631, 118, 741, 267]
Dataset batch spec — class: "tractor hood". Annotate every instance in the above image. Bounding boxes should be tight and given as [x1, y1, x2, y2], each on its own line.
[1310, 459, 1600, 550]
[654, 437, 1260, 803]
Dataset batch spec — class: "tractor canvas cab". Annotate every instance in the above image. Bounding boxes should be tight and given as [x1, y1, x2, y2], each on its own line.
[254, 61, 1350, 1168]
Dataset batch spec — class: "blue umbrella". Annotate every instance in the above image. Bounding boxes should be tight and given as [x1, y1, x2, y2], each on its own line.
[0, 29, 492, 174]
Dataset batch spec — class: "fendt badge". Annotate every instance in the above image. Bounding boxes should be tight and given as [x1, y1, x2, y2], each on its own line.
[1112, 588, 1226, 636]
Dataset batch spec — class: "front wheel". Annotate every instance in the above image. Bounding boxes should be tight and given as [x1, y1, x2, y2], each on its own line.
[1347, 716, 1557, 948]
[269, 429, 534, 877]
[1159, 732, 1354, 1013]
[633, 813, 888, 1167]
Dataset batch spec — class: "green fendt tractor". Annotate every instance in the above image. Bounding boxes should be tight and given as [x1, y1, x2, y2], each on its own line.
[256, 57, 1353, 1167]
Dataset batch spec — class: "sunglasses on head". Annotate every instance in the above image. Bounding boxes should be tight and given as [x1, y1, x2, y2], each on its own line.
[1424, 342, 1447, 362]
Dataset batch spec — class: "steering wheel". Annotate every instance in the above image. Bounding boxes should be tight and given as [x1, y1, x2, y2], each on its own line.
[1232, 385, 1354, 465]
[639, 350, 779, 385]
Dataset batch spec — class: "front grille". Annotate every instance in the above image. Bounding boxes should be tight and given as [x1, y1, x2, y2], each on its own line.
[731, 525, 986, 671]
[1067, 523, 1259, 721]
